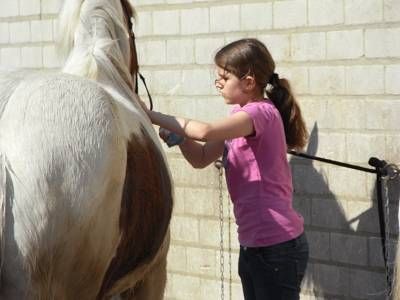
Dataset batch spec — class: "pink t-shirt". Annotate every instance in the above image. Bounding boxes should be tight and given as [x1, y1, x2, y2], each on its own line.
[224, 100, 304, 247]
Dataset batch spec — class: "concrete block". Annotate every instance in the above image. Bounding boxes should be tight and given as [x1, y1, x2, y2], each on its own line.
[291, 32, 326, 61]
[171, 216, 199, 243]
[153, 10, 180, 35]
[350, 269, 387, 299]
[368, 237, 397, 268]
[134, 0, 164, 5]
[345, 0, 383, 24]
[385, 134, 400, 163]
[307, 230, 330, 260]
[314, 132, 347, 162]
[365, 99, 400, 130]
[311, 197, 350, 230]
[199, 219, 232, 248]
[258, 34, 290, 62]
[151, 69, 182, 95]
[0, 0, 19, 17]
[328, 167, 367, 198]
[274, 0, 307, 29]
[327, 30, 363, 59]
[276, 66, 308, 94]
[9, 22, 30, 44]
[186, 247, 217, 276]
[0, 23, 9, 44]
[386, 64, 400, 94]
[346, 133, 386, 163]
[135, 11, 152, 37]
[19, 0, 41, 16]
[165, 273, 201, 299]
[326, 99, 365, 129]
[291, 163, 331, 195]
[41, 0, 62, 14]
[181, 68, 212, 95]
[195, 37, 224, 64]
[309, 0, 344, 26]
[21, 46, 42, 68]
[345, 65, 384, 95]
[240, 3, 272, 31]
[298, 98, 329, 129]
[0, 47, 21, 67]
[31, 20, 53, 42]
[345, 200, 377, 232]
[366, 28, 400, 58]
[167, 38, 194, 65]
[137, 40, 166, 66]
[210, 5, 240, 33]
[167, 244, 187, 272]
[292, 196, 311, 225]
[181, 8, 209, 35]
[172, 186, 186, 214]
[384, 0, 400, 21]
[311, 264, 350, 296]
[309, 66, 345, 95]
[181, 187, 220, 217]
[331, 233, 368, 265]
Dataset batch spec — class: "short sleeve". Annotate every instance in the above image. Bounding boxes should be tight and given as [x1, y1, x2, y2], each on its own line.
[235, 103, 266, 139]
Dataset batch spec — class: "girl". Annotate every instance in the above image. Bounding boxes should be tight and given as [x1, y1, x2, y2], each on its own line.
[143, 38, 309, 300]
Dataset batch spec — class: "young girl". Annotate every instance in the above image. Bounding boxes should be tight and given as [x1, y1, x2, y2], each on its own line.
[143, 38, 309, 300]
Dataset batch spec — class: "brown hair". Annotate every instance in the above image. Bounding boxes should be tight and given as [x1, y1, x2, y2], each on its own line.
[214, 38, 308, 150]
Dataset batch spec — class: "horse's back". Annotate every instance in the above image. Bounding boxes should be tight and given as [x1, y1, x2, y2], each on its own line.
[0, 72, 127, 299]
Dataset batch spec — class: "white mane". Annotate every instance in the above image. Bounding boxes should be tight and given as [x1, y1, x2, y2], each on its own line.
[57, 0, 158, 145]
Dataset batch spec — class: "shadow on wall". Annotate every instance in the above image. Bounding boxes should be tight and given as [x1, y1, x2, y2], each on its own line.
[289, 123, 400, 300]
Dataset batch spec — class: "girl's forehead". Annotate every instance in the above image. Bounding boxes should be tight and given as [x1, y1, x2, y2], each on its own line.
[215, 66, 230, 76]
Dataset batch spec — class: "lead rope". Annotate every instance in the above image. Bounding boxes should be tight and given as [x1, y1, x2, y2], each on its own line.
[215, 160, 232, 300]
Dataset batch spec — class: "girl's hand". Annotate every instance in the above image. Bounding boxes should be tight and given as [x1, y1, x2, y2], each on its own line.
[158, 127, 171, 143]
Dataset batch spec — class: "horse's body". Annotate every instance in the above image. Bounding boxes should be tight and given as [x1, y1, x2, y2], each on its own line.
[0, 0, 172, 299]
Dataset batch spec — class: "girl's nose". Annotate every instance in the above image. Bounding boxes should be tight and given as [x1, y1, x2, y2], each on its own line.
[214, 79, 223, 90]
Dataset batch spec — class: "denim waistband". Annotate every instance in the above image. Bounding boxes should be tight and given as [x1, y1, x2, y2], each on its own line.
[240, 232, 307, 252]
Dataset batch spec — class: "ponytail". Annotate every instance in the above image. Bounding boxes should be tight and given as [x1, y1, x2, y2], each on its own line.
[267, 74, 308, 150]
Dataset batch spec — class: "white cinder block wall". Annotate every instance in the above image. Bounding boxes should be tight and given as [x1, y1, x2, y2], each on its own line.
[1, 0, 399, 299]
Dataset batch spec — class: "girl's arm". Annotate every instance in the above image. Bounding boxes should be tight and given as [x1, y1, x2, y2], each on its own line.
[149, 109, 253, 169]
[178, 139, 225, 169]
[149, 110, 254, 141]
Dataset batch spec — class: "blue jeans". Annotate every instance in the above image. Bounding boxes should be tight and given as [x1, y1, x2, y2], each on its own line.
[239, 233, 309, 300]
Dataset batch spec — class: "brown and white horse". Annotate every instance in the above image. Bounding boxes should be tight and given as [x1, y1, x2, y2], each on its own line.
[0, 0, 172, 299]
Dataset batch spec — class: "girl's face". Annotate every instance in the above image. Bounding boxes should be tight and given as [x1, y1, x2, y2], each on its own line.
[214, 66, 261, 106]
[214, 66, 247, 106]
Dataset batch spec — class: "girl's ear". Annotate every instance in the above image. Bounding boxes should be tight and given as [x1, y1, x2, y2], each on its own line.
[243, 75, 257, 92]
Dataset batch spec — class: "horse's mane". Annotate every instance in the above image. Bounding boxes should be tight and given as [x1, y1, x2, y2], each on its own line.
[56, 0, 158, 144]
[57, 0, 135, 89]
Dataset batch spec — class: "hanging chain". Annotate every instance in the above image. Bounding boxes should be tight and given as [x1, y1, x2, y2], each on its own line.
[227, 190, 233, 300]
[215, 159, 232, 300]
[215, 160, 225, 300]
[382, 176, 392, 299]
[381, 163, 399, 298]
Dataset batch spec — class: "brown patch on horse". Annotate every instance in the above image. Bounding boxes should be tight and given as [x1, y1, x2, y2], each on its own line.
[97, 127, 173, 298]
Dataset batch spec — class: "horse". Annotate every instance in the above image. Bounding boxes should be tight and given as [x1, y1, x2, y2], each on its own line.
[0, 0, 173, 299]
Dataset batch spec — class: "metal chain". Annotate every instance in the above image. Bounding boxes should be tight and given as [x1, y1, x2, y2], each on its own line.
[215, 159, 232, 300]
[227, 191, 232, 300]
[215, 160, 225, 300]
[382, 177, 392, 299]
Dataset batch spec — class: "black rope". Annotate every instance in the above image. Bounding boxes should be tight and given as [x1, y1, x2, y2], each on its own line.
[134, 72, 153, 111]
[288, 150, 377, 174]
